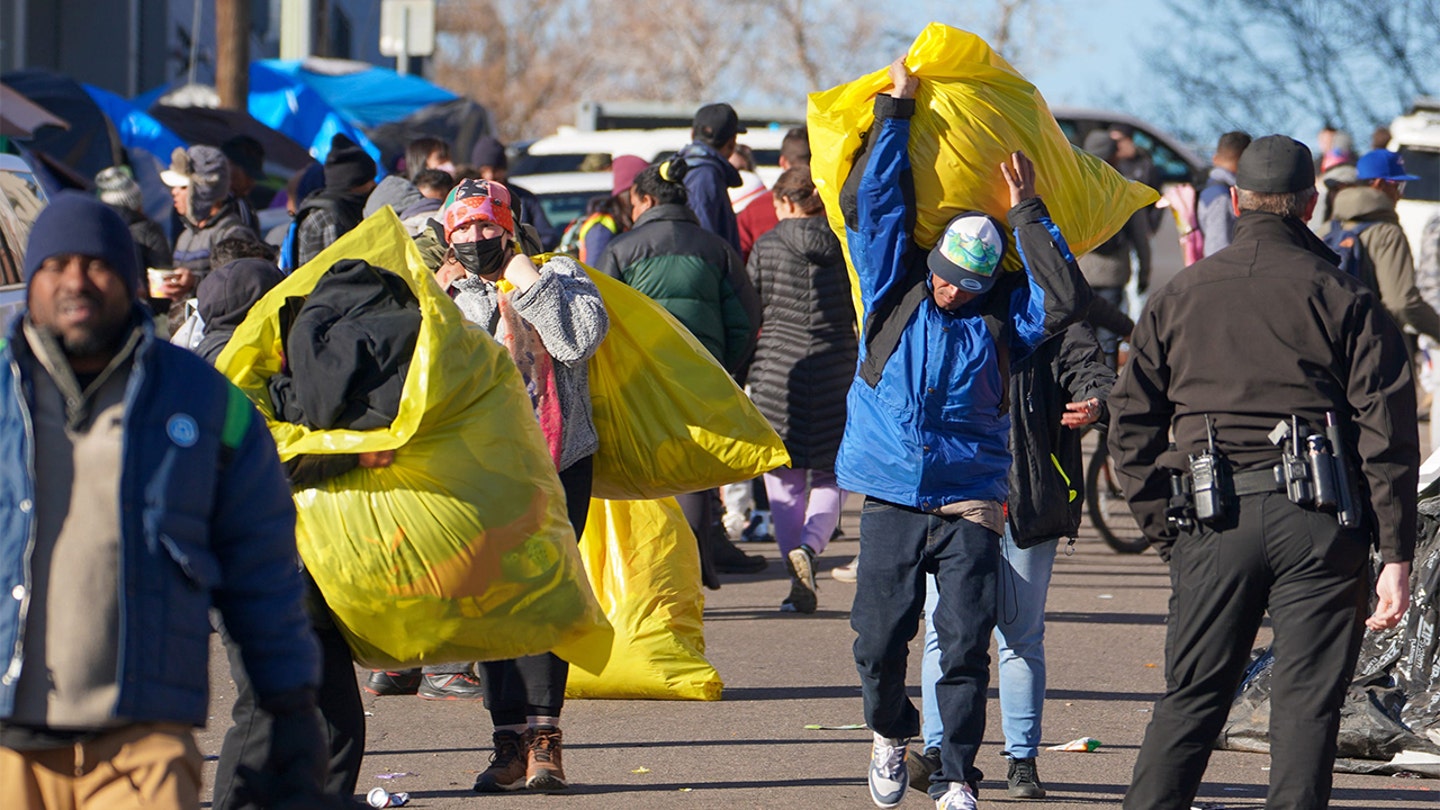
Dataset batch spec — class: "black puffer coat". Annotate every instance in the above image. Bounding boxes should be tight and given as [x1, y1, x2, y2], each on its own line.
[745, 215, 857, 470]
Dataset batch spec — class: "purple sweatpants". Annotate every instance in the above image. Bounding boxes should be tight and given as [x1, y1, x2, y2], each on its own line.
[762, 467, 844, 557]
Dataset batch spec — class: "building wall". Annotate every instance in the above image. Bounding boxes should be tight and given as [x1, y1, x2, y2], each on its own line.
[3, 0, 168, 96]
[3, 0, 399, 98]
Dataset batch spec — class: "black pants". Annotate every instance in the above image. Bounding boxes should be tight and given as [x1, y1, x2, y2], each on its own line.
[212, 577, 365, 809]
[675, 488, 724, 588]
[1124, 494, 1370, 810]
[476, 455, 593, 724]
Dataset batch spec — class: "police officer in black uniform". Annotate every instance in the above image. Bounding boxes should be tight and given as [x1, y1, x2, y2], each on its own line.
[1108, 134, 1416, 810]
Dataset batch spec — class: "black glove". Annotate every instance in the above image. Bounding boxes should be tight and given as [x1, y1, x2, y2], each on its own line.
[257, 690, 334, 809]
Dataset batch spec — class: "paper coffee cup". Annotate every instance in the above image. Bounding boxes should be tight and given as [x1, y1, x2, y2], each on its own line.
[148, 268, 175, 298]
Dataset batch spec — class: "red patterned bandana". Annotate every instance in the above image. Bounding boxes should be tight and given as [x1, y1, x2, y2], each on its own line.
[442, 178, 515, 239]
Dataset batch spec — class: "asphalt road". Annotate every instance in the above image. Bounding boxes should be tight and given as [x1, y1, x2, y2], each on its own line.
[196, 484, 1437, 809]
[193, 229, 1436, 808]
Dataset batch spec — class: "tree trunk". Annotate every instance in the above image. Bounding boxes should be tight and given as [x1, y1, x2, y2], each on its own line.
[216, 0, 249, 111]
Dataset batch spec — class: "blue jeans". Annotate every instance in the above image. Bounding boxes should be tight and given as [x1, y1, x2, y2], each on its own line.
[922, 525, 1057, 760]
[850, 497, 998, 794]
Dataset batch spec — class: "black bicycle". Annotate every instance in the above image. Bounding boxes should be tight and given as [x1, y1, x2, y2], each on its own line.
[1084, 437, 1149, 554]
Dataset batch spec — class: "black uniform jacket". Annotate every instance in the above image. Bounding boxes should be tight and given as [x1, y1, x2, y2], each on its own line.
[1108, 211, 1418, 563]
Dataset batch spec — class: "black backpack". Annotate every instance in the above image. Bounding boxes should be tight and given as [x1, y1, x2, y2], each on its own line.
[1323, 220, 1379, 282]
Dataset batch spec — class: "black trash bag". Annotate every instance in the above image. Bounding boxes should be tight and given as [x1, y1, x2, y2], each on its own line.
[1218, 495, 1440, 776]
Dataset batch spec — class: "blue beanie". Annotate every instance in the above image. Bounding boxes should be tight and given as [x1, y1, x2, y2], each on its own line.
[22, 192, 139, 294]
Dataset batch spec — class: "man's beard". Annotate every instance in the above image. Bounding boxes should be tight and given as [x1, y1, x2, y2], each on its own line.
[45, 296, 132, 362]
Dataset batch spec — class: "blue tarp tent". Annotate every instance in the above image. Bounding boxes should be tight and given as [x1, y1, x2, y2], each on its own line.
[247, 61, 382, 170]
[84, 85, 187, 164]
[255, 59, 457, 129]
[138, 59, 470, 174]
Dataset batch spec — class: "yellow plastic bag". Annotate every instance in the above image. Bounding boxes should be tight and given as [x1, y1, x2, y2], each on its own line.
[546, 256, 790, 500]
[217, 211, 612, 671]
[808, 23, 1159, 305]
[560, 497, 722, 700]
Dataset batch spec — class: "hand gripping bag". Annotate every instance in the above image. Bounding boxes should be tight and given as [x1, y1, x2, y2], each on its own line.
[559, 497, 722, 700]
[808, 23, 1160, 312]
[217, 211, 612, 671]
[529, 254, 790, 500]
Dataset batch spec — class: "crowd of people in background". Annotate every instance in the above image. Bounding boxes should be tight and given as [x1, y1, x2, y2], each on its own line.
[3, 57, 1437, 808]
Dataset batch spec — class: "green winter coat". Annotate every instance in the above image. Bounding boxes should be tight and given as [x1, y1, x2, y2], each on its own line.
[595, 204, 761, 375]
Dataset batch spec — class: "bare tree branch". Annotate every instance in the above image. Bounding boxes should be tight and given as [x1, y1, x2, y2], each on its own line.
[1146, 0, 1437, 143]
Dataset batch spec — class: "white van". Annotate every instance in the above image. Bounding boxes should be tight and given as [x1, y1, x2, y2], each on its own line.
[1387, 99, 1440, 263]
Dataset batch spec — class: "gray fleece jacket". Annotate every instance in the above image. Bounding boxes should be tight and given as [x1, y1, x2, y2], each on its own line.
[452, 254, 608, 471]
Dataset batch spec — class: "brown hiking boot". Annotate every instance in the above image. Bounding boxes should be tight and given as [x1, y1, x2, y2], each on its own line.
[524, 725, 568, 791]
[472, 730, 526, 793]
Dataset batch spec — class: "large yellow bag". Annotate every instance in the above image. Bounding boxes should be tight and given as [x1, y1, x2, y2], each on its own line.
[553, 257, 790, 500]
[559, 497, 722, 700]
[217, 212, 611, 671]
[809, 23, 1159, 299]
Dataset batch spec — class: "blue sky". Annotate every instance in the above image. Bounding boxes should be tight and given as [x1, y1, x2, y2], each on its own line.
[906, 1, 1354, 156]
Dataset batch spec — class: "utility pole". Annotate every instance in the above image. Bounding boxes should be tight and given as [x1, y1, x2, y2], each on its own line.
[216, 0, 250, 110]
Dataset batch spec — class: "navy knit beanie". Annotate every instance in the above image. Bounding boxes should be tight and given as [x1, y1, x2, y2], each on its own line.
[23, 192, 139, 294]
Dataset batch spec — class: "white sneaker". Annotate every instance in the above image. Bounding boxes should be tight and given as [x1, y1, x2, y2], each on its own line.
[832, 555, 859, 583]
[869, 733, 910, 808]
[934, 781, 978, 810]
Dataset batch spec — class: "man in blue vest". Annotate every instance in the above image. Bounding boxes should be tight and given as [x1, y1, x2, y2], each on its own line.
[0, 193, 329, 808]
[840, 60, 1090, 810]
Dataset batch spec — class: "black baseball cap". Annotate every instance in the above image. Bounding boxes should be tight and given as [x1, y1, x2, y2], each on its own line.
[693, 103, 747, 145]
[1236, 135, 1315, 193]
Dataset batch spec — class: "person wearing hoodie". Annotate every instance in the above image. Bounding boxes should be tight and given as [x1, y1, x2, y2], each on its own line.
[673, 103, 746, 253]
[170, 237, 278, 353]
[1328, 149, 1439, 341]
[292, 134, 378, 269]
[743, 166, 855, 614]
[163, 145, 262, 305]
[192, 257, 285, 364]
[364, 171, 447, 237]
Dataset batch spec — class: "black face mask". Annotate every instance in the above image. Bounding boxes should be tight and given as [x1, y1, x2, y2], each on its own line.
[453, 235, 509, 278]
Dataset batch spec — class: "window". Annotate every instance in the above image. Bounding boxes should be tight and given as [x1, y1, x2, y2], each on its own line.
[1397, 147, 1439, 203]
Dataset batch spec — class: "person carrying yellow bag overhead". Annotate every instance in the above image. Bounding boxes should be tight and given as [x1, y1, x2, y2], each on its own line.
[421, 177, 608, 794]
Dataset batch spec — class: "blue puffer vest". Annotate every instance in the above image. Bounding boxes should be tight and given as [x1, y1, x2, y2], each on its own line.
[0, 309, 318, 726]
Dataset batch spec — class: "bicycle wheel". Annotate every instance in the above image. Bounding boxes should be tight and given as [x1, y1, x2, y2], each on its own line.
[1085, 440, 1150, 554]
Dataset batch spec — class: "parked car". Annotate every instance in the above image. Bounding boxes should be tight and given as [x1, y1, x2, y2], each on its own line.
[511, 171, 614, 236]
[1386, 98, 1440, 264]
[1050, 107, 1206, 185]
[0, 152, 49, 322]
